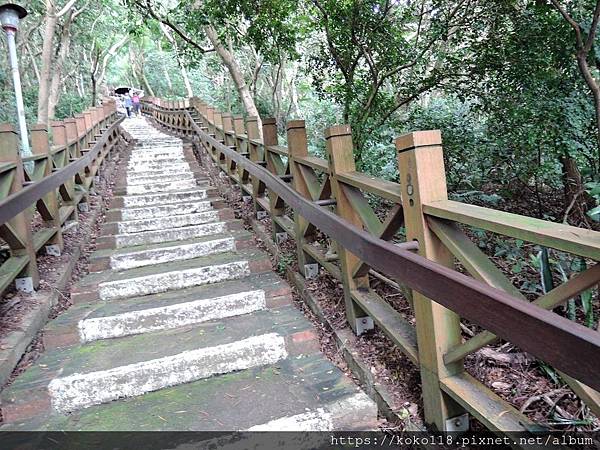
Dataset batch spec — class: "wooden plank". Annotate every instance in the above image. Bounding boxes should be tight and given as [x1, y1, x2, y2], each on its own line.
[0, 170, 15, 199]
[326, 125, 370, 332]
[396, 130, 464, 429]
[266, 145, 289, 156]
[59, 205, 75, 224]
[351, 289, 419, 365]
[424, 200, 600, 260]
[0, 255, 29, 294]
[342, 184, 382, 234]
[297, 164, 321, 200]
[33, 228, 58, 252]
[441, 373, 543, 437]
[336, 171, 402, 203]
[273, 215, 296, 237]
[0, 162, 17, 175]
[428, 218, 523, 298]
[559, 371, 600, 418]
[294, 155, 329, 173]
[0, 223, 26, 249]
[444, 264, 600, 363]
[302, 242, 342, 280]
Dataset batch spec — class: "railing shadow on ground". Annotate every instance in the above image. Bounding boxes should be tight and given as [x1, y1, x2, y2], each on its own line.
[142, 96, 600, 438]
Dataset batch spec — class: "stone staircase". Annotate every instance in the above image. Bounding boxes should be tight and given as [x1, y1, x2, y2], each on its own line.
[0, 117, 378, 431]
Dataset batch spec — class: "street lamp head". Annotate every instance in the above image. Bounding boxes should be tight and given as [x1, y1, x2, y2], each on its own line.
[0, 3, 27, 32]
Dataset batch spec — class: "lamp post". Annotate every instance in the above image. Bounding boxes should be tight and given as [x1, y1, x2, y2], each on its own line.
[0, 3, 30, 155]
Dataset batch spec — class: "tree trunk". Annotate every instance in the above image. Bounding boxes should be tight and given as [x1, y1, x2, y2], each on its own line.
[205, 25, 262, 137]
[38, 1, 58, 124]
[158, 40, 173, 93]
[159, 23, 193, 98]
[560, 153, 590, 225]
[48, 10, 75, 119]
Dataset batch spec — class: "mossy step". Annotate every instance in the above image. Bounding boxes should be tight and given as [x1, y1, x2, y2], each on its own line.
[1, 306, 317, 418]
[104, 209, 221, 234]
[116, 187, 210, 208]
[91, 230, 251, 261]
[124, 179, 198, 196]
[72, 248, 271, 301]
[2, 353, 373, 431]
[44, 272, 290, 346]
[108, 220, 241, 249]
[106, 198, 219, 221]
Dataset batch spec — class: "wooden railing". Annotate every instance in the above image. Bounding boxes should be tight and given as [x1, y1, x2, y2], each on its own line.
[0, 99, 127, 296]
[142, 97, 600, 437]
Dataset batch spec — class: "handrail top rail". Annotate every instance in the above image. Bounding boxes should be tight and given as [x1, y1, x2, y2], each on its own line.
[424, 199, 600, 260]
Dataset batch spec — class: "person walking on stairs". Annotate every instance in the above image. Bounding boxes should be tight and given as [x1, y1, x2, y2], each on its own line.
[123, 93, 133, 118]
[132, 92, 141, 117]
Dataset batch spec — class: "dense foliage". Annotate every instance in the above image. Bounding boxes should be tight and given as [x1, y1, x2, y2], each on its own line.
[1, 0, 600, 223]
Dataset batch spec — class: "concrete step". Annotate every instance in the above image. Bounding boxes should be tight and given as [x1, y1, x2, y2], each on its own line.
[125, 172, 194, 186]
[124, 179, 198, 195]
[126, 154, 187, 164]
[107, 199, 215, 221]
[113, 188, 210, 208]
[98, 219, 240, 249]
[248, 393, 377, 431]
[101, 209, 224, 235]
[126, 161, 191, 173]
[90, 231, 252, 271]
[71, 249, 271, 303]
[90, 249, 271, 301]
[48, 332, 287, 413]
[44, 272, 292, 347]
[2, 306, 318, 420]
[2, 353, 373, 431]
[126, 165, 192, 179]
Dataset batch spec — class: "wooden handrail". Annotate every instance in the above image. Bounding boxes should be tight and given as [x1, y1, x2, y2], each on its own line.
[424, 199, 600, 259]
[143, 97, 600, 437]
[144, 101, 600, 390]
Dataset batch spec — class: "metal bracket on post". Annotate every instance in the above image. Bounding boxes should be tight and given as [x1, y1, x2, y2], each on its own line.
[45, 244, 61, 257]
[355, 316, 374, 335]
[256, 210, 268, 220]
[304, 263, 319, 279]
[275, 232, 288, 244]
[78, 202, 89, 213]
[445, 413, 469, 433]
[15, 277, 34, 294]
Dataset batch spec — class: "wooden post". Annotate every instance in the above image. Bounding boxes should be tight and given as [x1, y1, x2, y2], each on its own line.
[395, 130, 464, 431]
[288, 120, 319, 277]
[325, 125, 372, 334]
[0, 125, 40, 290]
[246, 116, 265, 217]
[83, 111, 93, 135]
[30, 124, 64, 251]
[206, 107, 215, 135]
[222, 113, 235, 176]
[262, 118, 281, 237]
[51, 121, 66, 146]
[233, 115, 248, 185]
[62, 119, 79, 220]
[213, 112, 225, 166]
